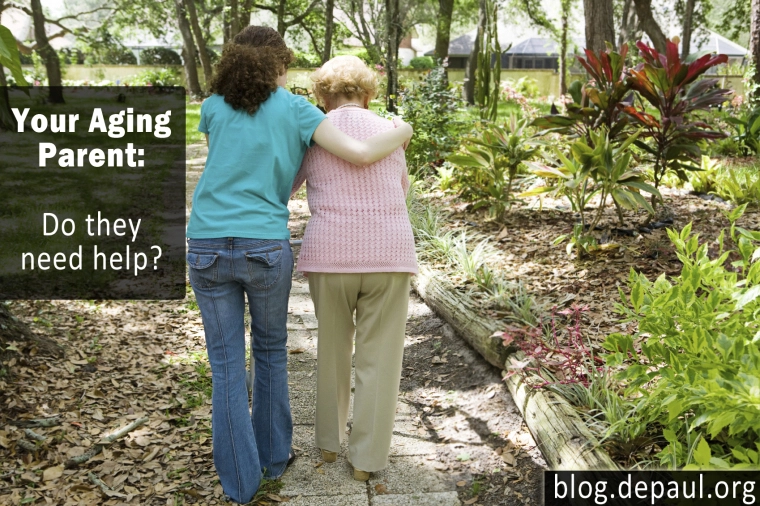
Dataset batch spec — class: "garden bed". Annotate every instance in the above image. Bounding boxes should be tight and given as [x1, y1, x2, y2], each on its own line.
[422, 183, 760, 346]
[410, 178, 760, 468]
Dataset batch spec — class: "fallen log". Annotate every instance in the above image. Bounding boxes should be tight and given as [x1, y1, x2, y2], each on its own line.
[23, 429, 46, 442]
[411, 265, 617, 470]
[65, 416, 148, 468]
[412, 266, 508, 369]
[502, 366, 617, 469]
[88, 472, 112, 494]
[12, 415, 61, 428]
[16, 439, 37, 452]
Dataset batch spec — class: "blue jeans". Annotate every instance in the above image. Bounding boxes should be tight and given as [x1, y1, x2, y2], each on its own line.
[187, 238, 293, 504]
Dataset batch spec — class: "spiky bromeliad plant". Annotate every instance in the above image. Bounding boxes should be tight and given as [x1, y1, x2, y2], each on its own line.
[448, 114, 541, 219]
[622, 40, 731, 202]
[531, 43, 632, 145]
[523, 129, 660, 257]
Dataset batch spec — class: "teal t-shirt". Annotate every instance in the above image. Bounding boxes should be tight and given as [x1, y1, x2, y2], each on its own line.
[187, 88, 326, 239]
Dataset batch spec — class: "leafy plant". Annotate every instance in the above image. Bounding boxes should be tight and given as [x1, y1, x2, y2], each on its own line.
[449, 115, 541, 219]
[687, 155, 722, 194]
[434, 163, 455, 191]
[603, 205, 760, 468]
[496, 304, 604, 389]
[128, 68, 181, 87]
[0, 24, 29, 87]
[622, 40, 731, 196]
[714, 166, 760, 206]
[725, 106, 760, 155]
[524, 129, 659, 245]
[531, 43, 632, 144]
[505, 76, 539, 99]
[399, 65, 462, 176]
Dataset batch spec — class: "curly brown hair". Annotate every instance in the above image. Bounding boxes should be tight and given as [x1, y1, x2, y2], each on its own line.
[209, 26, 294, 115]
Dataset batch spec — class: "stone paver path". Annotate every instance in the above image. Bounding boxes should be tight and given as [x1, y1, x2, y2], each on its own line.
[281, 279, 461, 506]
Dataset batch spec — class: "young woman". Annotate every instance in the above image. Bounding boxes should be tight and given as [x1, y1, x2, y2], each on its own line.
[186, 28, 412, 504]
[291, 55, 418, 481]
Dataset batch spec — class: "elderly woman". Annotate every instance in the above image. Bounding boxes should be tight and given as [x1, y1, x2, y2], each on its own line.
[291, 55, 418, 481]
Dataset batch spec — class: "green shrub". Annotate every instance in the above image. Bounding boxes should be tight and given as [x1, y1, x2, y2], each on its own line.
[688, 156, 721, 194]
[399, 65, 462, 176]
[714, 165, 760, 206]
[710, 136, 746, 158]
[128, 67, 181, 86]
[290, 52, 320, 68]
[195, 47, 220, 65]
[449, 114, 540, 219]
[58, 48, 84, 65]
[505, 77, 539, 99]
[604, 206, 760, 468]
[353, 49, 374, 65]
[139, 47, 182, 66]
[101, 48, 137, 65]
[726, 107, 760, 155]
[408, 56, 435, 70]
[687, 157, 760, 206]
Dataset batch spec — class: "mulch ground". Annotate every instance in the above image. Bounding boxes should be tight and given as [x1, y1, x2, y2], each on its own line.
[422, 182, 760, 347]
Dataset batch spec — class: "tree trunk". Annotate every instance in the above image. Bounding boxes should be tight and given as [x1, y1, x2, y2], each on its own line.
[385, 0, 400, 112]
[751, 0, 760, 103]
[223, 2, 231, 43]
[582, 0, 615, 52]
[277, 0, 286, 36]
[434, 0, 455, 61]
[230, 0, 240, 39]
[681, 0, 695, 58]
[633, 0, 667, 52]
[618, 0, 637, 48]
[185, 0, 213, 87]
[559, 0, 569, 95]
[463, 2, 484, 105]
[0, 304, 64, 359]
[0, 71, 15, 131]
[174, 0, 202, 96]
[322, 0, 335, 63]
[239, 0, 253, 31]
[30, 0, 63, 103]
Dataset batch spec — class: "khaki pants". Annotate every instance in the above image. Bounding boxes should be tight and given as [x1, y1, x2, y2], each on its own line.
[308, 272, 410, 472]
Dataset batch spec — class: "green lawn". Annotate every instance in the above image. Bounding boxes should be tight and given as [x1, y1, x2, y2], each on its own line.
[185, 97, 551, 144]
[187, 103, 203, 145]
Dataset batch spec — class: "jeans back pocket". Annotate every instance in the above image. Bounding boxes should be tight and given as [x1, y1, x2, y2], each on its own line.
[245, 246, 282, 289]
[187, 252, 219, 289]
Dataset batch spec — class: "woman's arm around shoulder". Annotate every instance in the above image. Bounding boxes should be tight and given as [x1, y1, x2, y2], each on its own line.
[311, 117, 412, 166]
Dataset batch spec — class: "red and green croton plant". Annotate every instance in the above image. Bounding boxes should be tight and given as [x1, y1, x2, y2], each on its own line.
[623, 40, 731, 198]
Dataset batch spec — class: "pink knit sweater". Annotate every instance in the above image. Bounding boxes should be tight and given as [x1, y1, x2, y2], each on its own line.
[291, 108, 418, 275]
